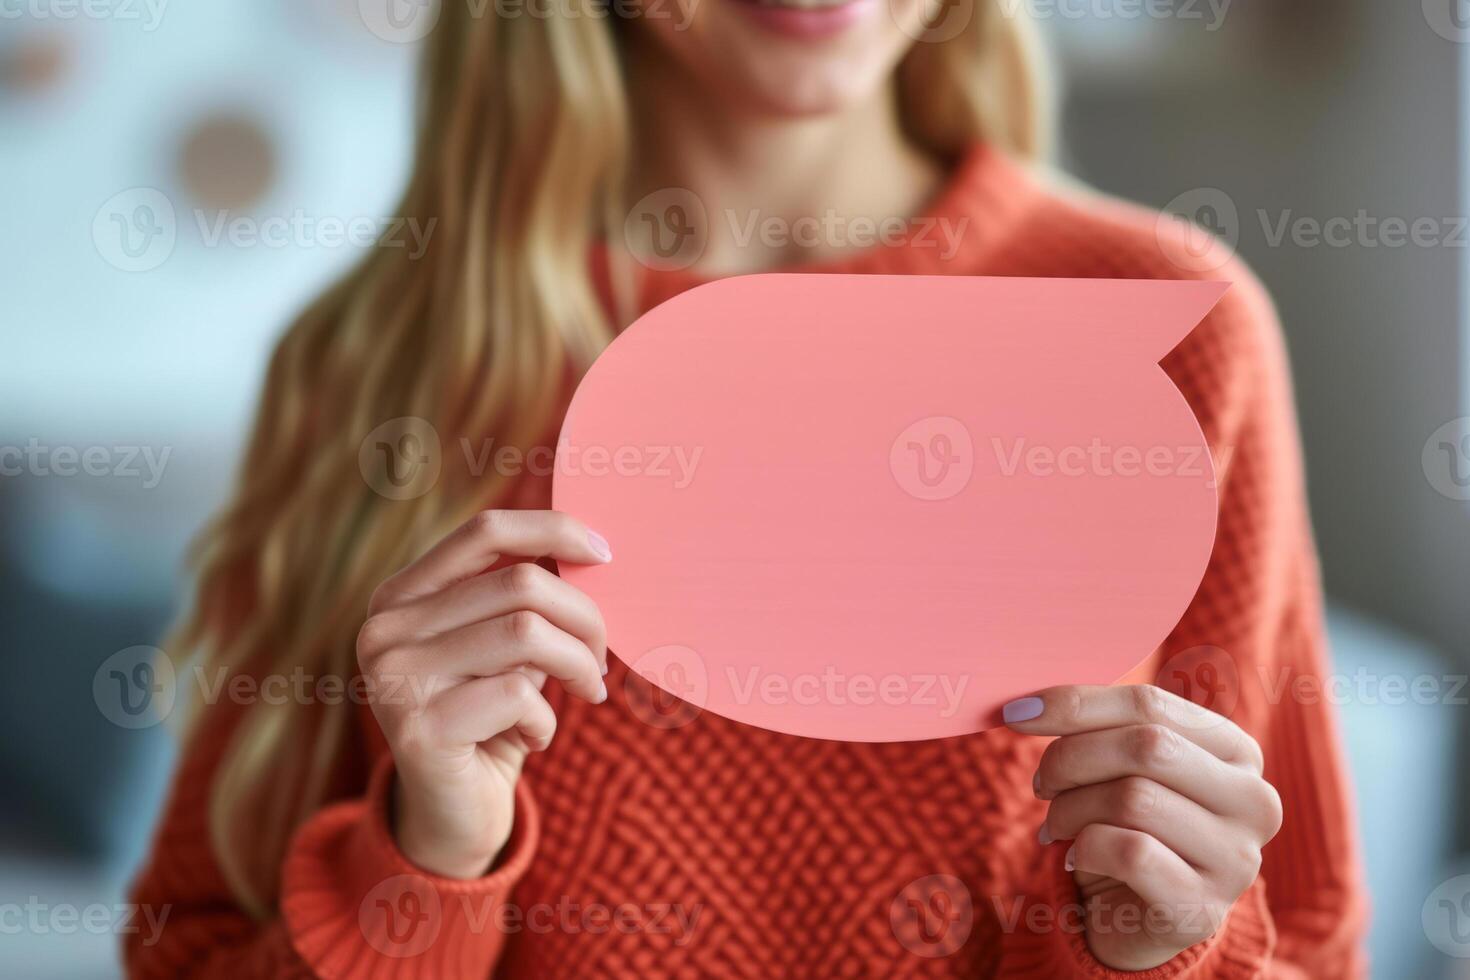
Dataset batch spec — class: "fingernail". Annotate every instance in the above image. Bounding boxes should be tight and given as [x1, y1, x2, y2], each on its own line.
[1038, 825, 1053, 846]
[1032, 770, 1042, 798]
[601, 660, 609, 676]
[594, 680, 608, 704]
[587, 530, 612, 562]
[1064, 845, 1077, 873]
[1003, 697, 1044, 724]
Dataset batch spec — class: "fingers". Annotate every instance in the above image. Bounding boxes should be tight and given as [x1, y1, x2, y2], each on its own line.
[356, 510, 613, 775]
[374, 510, 611, 609]
[1066, 824, 1203, 914]
[430, 671, 558, 751]
[383, 561, 609, 672]
[422, 611, 607, 704]
[1035, 724, 1282, 833]
[1004, 685, 1264, 771]
[1040, 778, 1249, 875]
[1012, 684, 1274, 967]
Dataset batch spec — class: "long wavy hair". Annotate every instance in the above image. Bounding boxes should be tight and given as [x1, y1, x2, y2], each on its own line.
[172, 0, 1050, 915]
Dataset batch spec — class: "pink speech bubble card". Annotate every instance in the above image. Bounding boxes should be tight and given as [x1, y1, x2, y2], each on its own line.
[553, 275, 1227, 741]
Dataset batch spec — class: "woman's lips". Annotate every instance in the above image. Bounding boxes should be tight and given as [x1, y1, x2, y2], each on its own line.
[726, 0, 880, 40]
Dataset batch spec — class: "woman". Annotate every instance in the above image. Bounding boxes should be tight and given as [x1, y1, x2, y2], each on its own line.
[128, 0, 1367, 976]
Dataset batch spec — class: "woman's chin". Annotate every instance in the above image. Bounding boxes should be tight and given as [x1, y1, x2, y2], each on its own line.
[633, 0, 923, 118]
[733, 68, 884, 118]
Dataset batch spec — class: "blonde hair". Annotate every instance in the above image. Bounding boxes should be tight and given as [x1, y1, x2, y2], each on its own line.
[174, 0, 1049, 915]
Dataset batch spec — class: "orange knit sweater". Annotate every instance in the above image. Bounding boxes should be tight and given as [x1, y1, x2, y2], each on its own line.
[126, 146, 1368, 978]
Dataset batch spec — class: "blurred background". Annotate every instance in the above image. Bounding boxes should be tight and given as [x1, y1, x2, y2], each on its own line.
[2, 1, 1467, 976]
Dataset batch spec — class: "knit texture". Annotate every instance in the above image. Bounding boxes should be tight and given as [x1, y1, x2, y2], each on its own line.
[126, 145, 1368, 978]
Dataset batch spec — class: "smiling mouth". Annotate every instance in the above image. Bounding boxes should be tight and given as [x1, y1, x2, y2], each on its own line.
[727, 0, 878, 38]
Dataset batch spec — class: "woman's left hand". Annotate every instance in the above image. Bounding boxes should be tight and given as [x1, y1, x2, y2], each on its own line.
[1004, 684, 1284, 972]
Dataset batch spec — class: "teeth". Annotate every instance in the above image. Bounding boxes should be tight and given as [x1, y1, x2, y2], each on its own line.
[757, 0, 851, 9]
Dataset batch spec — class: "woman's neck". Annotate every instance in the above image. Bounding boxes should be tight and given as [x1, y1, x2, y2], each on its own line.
[625, 49, 944, 275]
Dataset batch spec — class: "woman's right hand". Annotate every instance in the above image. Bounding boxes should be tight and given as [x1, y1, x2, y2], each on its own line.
[355, 509, 612, 879]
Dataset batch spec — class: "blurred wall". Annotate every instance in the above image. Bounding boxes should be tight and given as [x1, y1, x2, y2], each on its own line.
[1056, 0, 1470, 663]
[0, 0, 421, 903]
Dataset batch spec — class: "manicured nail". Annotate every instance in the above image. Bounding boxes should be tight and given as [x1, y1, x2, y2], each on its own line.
[1064, 845, 1077, 872]
[1038, 825, 1053, 846]
[587, 530, 612, 562]
[594, 680, 608, 704]
[1003, 697, 1044, 724]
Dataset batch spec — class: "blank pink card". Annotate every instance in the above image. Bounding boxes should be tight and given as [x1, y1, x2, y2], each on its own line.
[554, 275, 1227, 741]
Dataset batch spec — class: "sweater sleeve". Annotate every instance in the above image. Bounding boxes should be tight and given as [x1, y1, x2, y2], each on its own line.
[124, 686, 539, 978]
[998, 270, 1370, 978]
